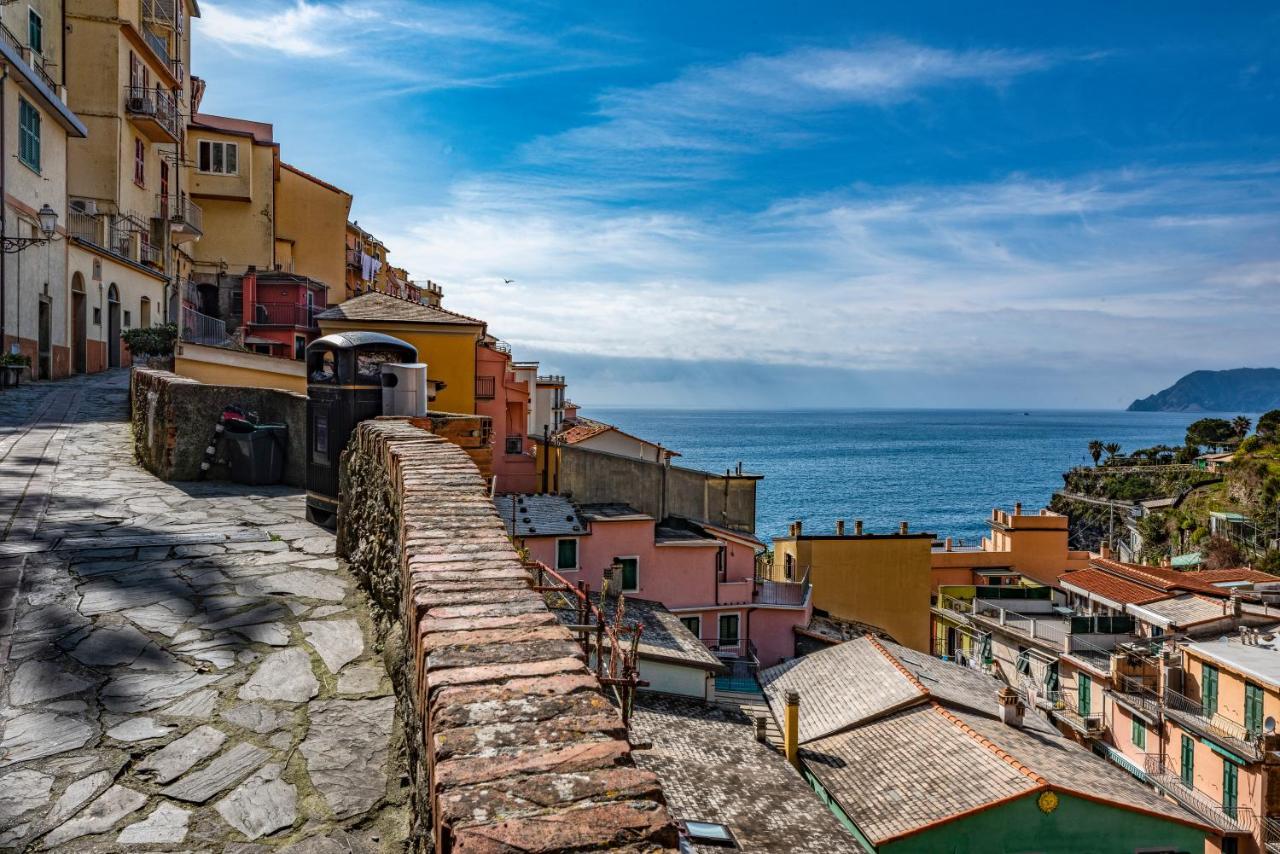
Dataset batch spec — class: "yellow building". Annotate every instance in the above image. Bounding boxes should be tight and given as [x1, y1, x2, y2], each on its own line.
[769, 520, 934, 652]
[275, 163, 351, 291]
[65, 0, 201, 370]
[0, 0, 88, 378]
[931, 504, 1092, 589]
[315, 291, 485, 414]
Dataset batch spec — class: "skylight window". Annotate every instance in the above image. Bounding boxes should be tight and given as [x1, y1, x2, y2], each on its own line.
[680, 820, 737, 848]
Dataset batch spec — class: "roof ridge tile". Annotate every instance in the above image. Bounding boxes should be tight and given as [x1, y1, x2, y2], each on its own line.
[929, 703, 1048, 786]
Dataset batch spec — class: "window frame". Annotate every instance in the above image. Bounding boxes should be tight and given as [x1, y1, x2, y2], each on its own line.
[1131, 716, 1146, 750]
[197, 139, 240, 176]
[1078, 673, 1091, 717]
[555, 537, 579, 572]
[1245, 681, 1264, 738]
[134, 137, 146, 187]
[17, 97, 40, 172]
[1180, 734, 1194, 788]
[1201, 664, 1219, 717]
[27, 7, 43, 55]
[718, 612, 740, 646]
[679, 615, 701, 640]
[615, 555, 639, 592]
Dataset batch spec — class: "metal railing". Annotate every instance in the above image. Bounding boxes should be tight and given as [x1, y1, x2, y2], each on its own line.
[141, 0, 176, 29]
[755, 577, 810, 607]
[1162, 684, 1259, 757]
[475, 375, 496, 400]
[0, 21, 56, 91]
[1143, 754, 1255, 834]
[504, 435, 524, 455]
[250, 302, 318, 329]
[67, 210, 103, 245]
[161, 193, 202, 235]
[139, 241, 162, 268]
[702, 637, 754, 659]
[124, 84, 180, 140]
[345, 248, 361, 268]
[180, 305, 229, 346]
[140, 23, 171, 66]
[537, 374, 566, 384]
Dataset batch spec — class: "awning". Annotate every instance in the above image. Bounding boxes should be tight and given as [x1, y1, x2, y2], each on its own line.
[1205, 739, 1249, 766]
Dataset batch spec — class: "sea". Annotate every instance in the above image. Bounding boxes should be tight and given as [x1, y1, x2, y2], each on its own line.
[589, 408, 1243, 545]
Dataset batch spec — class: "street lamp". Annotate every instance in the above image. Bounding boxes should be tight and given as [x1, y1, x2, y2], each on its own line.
[2, 204, 59, 252]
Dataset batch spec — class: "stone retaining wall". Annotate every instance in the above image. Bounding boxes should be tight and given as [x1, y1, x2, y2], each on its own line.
[130, 367, 308, 486]
[337, 418, 678, 853]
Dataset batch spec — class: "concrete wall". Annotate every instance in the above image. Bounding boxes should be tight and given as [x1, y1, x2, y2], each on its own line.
[335, 418, 678, 851]
[275, 163, 351, 293]
[549, 442, 759, 534]
[173, 340, 308, 394]
[130, 367, 307, 487]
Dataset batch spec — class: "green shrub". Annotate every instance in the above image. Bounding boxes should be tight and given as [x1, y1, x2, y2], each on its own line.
[121, 323, 178, 358]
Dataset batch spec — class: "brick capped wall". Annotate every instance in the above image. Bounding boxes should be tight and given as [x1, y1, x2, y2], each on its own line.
[337, 419, 677, 853]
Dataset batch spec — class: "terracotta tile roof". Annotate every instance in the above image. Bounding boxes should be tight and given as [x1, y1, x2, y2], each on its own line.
[315, 291, 485, 327]
[1088, 557, 1230, 597]
[1193, 567, 1276, 584]
[191, 113, 273, 144]
[556, 417, 680, 456]
[1058, 568, 1168, 606]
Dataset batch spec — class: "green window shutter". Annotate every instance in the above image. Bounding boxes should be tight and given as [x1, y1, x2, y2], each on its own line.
[718, 613, 739, 645]
[28, 10, 42, 54]
[556, 539, 577, 570]
[1078, 674, 1091, 716]
[1223, 760, 1238, 817]
[1245, 682, 1264, 737]
[1132, 718, 1145, 750]
[1180, 735, 1195, 788]
[1202, 665, 1219, 717]
[618, 557, 638, 591]
[18, 100, 39, 171]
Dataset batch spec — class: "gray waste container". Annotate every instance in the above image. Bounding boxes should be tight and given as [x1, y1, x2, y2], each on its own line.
[223, 420, 287, 486]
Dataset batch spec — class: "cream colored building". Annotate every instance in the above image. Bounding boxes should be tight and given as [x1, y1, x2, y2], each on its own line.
[0, 1, 88, 378]
[65, 0, 201, 370]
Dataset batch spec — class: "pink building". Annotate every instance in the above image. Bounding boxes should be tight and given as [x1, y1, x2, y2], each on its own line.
[501, 494, 812, 672]
[240, 270, 326, 360]
[476, 338, 538, 493]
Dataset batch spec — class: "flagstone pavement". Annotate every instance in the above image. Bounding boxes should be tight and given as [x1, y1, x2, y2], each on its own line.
[0, 370, 409, 851]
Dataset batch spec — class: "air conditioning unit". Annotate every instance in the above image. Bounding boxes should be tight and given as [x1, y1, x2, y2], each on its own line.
[69, 199, 98, 215]
[127, 96, 150, 113]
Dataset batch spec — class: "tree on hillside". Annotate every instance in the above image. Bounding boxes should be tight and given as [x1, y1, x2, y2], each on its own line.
[1258, 410, 1280, 442]
[1104, 442, 1122, 460]
[1089, 440, 1104, 466]
[1232, 415, 1252, 440]
[1186, 418, 1237, 452]
[1200, 535, 1244, 570]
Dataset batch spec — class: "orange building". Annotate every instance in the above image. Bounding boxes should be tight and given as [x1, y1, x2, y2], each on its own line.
[931, 503, 1092, 589]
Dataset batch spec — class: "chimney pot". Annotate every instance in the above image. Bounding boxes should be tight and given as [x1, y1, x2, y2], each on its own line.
[1014, 502, 1022, 516]
[945, 537, 954, 552]
[899, 521, 909, 536]
[854, 520, 864, 536]
[783, 690, 800, 766]
[835, 520, 845, 536]
[794, 520, 803, 536]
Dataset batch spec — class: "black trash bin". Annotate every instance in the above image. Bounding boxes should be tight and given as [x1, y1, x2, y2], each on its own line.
[223, 420, 287, 486]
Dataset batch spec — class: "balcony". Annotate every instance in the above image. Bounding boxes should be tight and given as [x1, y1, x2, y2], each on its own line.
[345, 248, 361, 269]
[141, 23, 171, 67]
[1110, 675, 1164, 720]
[250, 302, 319, 330]
[754, 577, 811, 607]
[141, 0, 177, 30]
[160, 193, 202, 240]
[1162, 685, 1262, 763]
[139, 241, 163, 269]
[0, 21, 57, 92]
[476, 375, 496, 400]
[1143, 754, 1255, 835]
[180, 305, 230, 347]
[124, 85, 180, 143]
[67, 210, 104, 246]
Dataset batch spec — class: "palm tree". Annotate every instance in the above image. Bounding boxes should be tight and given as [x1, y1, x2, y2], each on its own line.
[1088, 440, 1104, 466]
[1104, 442, 1122, 460]
[1232, 415, 1252, 441]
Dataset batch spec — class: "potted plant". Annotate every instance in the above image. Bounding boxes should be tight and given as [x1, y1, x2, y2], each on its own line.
[0, 352, 30, 388]
[121, 323, 179, 370]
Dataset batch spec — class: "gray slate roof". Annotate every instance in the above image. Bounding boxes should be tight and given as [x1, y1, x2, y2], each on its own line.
[1130, 594, 1231, 629]
[495, 494, 586, 538]
[315, 291, 484, 326]
[629, 693, 861, 853]
[549, 594, 724, 672]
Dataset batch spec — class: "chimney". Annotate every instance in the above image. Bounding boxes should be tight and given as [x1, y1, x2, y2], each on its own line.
[1100, 543, 1113, 560]
[945, 537, 954, 552]
[1232, 594, 1243, 620]
[794, 520, 803, 537]
[783, 690, 800, 767]
[1014, 502, 1023, 516]
[854, 520, 864, 536]
[835, 520, 845, 536]
[899, 521, 909, 536]
[997, 686, 1024, 727]
[754, 715, 769, 744]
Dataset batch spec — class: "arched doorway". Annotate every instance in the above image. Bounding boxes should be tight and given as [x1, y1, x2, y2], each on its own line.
[107, 284, 121, 368]
[71, 273, 86, 374]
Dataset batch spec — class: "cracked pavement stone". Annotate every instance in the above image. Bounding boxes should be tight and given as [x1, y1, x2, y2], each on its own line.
[299, 697, 395, 819]
[7, 658, 99, 705]
[238, 648, 319, 702]
[136, 725, 228, 784]
[0, 769, 54, 822]
[160, 742, 270, 803]
[301, 619, 364, 674]
[116, 801, 191, 844]
[106, 716, 176, 742]
[215, 763, 298, 840]
[46, 769, 113, 825]
[41, 785, 147, 849]
[0, 712, 95, 765]
[222, 703, 290, 734]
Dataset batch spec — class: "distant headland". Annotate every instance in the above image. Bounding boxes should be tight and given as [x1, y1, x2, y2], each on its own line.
[1128, 367, 1280, 412]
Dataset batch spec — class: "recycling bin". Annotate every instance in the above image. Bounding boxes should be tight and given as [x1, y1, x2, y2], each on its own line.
[223, 421, 287, 486]
[305, 331, 417, 527]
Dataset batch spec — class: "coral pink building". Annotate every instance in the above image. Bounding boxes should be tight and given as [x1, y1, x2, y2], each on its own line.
[239, 270, 327, 359]
[475, 337, 538, 493]
[503, 494, 812, 671]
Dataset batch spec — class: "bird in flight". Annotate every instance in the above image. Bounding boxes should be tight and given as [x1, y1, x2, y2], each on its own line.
[503, 278, 515, 285]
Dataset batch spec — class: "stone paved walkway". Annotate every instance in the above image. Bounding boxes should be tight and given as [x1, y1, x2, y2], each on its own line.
[0, 371, 408, 852]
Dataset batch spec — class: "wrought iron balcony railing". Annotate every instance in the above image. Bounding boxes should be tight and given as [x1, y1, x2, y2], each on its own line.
[1143, 754, 1255, 835]
[124, 85, 181, 141]
[250, 302, 319, 330]
[754, 577, 810, 607]
[180, 305, 229, 347]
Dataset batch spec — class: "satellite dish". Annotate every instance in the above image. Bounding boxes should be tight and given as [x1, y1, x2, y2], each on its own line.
[1265, 716, 1276, 735]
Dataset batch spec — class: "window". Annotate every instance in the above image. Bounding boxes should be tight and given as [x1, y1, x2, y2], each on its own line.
[1016, 649, 1031, 676]
[18, 99, 39, 171]
[134, 137, 145, 186]
[1180, 734, 1194, 788]
[783, 552, 795, 581]
[616, 556, 638, 592]
[680, 821, 737, 849]
[1246, 681, 1264, 738]
[556, 538, 578, 571]
[1201, 664, 1219, 717]
[92, 307, 101, 325]
[679, 616, 701, 640]
[28, 8, 42, 55]
[1078, 673, 1091, 717]
[198, 139, 239, 175]
[123, 310, 132, 328]
[718, 613, 740, 646]
[294, 335, 306, 361]
[1223, 760, 1239, 818]
[715, 547, 726, 580]
[1131, 717, 1146, 750]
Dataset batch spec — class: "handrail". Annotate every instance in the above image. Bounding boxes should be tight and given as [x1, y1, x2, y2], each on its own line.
[1162, 684, 1257, 747]
[1144, 754, 1255, 833]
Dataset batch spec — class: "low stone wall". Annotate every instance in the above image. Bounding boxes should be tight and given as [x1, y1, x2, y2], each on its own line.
[130, 367, 308, 486]
[337, 419, 678, 853]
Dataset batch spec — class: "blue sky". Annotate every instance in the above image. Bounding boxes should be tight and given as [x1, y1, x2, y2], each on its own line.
[193, 1, 1280, 409]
